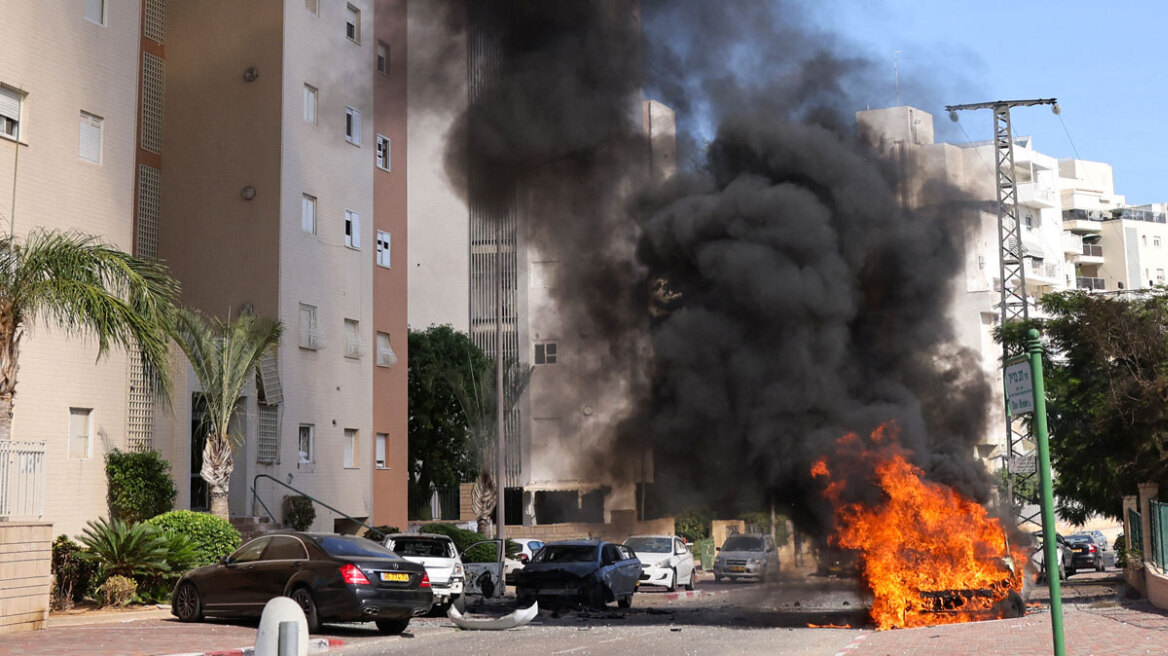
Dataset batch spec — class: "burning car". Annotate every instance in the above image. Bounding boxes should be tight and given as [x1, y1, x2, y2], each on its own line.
[514, 540, 640, 609]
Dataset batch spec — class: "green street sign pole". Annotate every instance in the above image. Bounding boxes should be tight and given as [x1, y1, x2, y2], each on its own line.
[1028, 328, 1065, 656]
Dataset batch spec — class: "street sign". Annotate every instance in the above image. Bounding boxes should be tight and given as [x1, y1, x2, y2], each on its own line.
[1005, 359, 1034, 416]
[1008, 455, 1037, 474]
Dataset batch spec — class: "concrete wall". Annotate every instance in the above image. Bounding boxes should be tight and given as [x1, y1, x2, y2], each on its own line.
[0, 523, 51, 634]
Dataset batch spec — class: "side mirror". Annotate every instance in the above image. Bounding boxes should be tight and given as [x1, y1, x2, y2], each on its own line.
[219, 555, 231, 566]
[715, 547, 721, 552]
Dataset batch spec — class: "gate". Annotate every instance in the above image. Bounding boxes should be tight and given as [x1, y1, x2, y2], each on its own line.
[0, 440, 46, 520]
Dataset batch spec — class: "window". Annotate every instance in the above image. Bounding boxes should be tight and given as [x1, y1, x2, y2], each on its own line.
[344, 429, 359, 468]
[301, 194, 316, 234]
[375, 433, 387, 469]
[79, 112, 103, 164]
[376, 230, 391, 267]
[303, 85, 317, 124]
[299, 303, 321, 350]
[263, 536, 308, 560]
[298, 424, 314, 464]
[69, 408, 92, 459]
[1156, 236, 1162, 248]
[344, 210, 361, 249]
[345, 4, 360, 42]
[85, 0, 106, 25]
[377, 41, 389, 75]
[376, 135, 391, 171]
[376, 332, 397, 368]
[344, 318, 363, 358]
[345, 107, 361, 145]
[1159, 269, 1165, 283]
[0, 86, 24, 140]
[257, 403, 278, 464]
[534, 342, 558, 365]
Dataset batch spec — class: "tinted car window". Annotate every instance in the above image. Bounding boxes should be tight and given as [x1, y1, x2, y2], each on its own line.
[533, 545, 597, 563]
[231, 537, 271, 563]
[723, 536, 764, 551]
[264, 536, 308, 560]
[603, 544, 621, 563]
[316, 535, 398, 559]
[625, 537, 671, 552]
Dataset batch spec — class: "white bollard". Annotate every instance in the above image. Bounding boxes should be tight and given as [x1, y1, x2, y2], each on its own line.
[255, 596, 309, 656]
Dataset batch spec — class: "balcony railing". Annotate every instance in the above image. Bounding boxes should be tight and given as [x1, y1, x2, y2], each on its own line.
[1082, 243, 1103, 257]
[1064, 208, 1168, 224]
[0, 440, 46, 520]
[1076, 276, 1106, 291]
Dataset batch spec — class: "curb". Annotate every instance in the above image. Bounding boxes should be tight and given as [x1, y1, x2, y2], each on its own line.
[662, 589, 731, 602]
[161, 637, 344, 656]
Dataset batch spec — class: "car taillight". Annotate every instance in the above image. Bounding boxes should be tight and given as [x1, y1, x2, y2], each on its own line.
[1089, 544, 1097, 553]
[420, 571, 431, 588]
[339, 563, 370, 585]
[520, 554, 529, 563]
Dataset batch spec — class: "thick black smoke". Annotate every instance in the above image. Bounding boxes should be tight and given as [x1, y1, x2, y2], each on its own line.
[414, 0, 995, 536]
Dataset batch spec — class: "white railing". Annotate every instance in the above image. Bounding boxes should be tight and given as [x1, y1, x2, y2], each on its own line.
[0, 440, 46, 520]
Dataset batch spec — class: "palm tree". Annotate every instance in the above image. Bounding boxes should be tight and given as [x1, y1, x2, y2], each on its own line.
[0, 229, 178, 442]
[447, 359, 533, 535]
[169, 308, 282, 520]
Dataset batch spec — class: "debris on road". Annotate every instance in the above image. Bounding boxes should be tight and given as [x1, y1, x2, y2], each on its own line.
[447, 601, 538, 631]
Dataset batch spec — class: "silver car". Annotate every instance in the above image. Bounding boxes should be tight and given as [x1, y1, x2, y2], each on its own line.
[713, 533, 779, 583]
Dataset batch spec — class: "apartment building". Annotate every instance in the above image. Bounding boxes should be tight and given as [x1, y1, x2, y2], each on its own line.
[0, 0, 409, 537]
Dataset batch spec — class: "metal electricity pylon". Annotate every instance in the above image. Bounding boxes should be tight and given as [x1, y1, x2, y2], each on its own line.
[945, 98, 1059, 529]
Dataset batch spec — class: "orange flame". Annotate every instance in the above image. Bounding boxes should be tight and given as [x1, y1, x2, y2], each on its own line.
[812, 424, 1027, 630]
[806, 623, 852, 629]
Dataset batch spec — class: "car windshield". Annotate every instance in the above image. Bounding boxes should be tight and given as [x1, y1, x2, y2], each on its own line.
[316, 535, 398, 559]
[1066, 535, 1092, 544]
[723, 536, 764, 552]
[625, 537, 671, 553]
[533, 545, 598, 563]
[391, 538, 453, 558]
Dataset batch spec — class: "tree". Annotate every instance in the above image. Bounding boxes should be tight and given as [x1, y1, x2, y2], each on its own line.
[1000, 289, 1168, 523]
[169, 309, 282, 520]
[407, 326, 488, 518]
[0, 229, 178, 441]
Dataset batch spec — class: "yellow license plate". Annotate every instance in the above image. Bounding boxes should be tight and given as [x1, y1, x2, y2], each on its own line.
[730, 566, 745, 572]
[380, 572, 410, 582]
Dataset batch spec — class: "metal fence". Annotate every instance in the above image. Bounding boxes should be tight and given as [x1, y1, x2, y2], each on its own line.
[0, 440, 46, 520]
[1150, 500, 1168, 572]
[409, 483, 462, 522]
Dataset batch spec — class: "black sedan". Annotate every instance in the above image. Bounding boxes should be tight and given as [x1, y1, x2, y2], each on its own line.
[1065, 533, 1107, 572]
[171, 532, 433, 634]
[514, 540, 641, 609]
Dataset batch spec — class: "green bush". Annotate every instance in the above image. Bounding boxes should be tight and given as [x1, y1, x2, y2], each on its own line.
[105, 450, 177, 523]
[99, 575, 137, 607]
[418, 523, 518, 562]
[1116, 533, 1130, 568]
[675, 508, 713, 543]
[77, 517, 170, 581]
[362, 525, 401, 543]
[283, 495, 316, 530]
[51, 535, 98, 609]
[146, 510, 241, 566]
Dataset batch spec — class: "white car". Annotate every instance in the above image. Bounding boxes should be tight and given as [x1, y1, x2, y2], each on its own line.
[624, 535, 696, 592]
[504, 537, 546, 584]
[383, 533, 465, 611]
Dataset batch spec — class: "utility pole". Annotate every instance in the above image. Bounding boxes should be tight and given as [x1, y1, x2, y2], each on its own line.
[944, 98, 1058, 529]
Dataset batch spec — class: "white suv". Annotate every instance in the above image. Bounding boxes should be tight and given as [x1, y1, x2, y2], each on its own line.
[383, 533, 465, 612]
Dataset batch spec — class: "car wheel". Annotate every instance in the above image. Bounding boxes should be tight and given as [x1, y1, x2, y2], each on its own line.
[684, 569, 695, 591]
[1066, 564, 1076, 577]
[291, 587, 321, 633]
[174, 582, 202, 622]
[757, 565, 766, 583]
[1096, 557, 1104, 572]
[667, 568, 678, 593]
[376, 618, 410, 635]
[714, 574, 722, 584]
[586, 582, 607, 609]
[617, 594, 632, 609]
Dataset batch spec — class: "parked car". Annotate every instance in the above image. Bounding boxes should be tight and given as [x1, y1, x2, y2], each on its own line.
[815, 546, 861, 578]
[713, 533, 780, 583]
[515, 540, 641, 608]
[171, 532, 432, 634]
[1066, 533, 1111, 572]
[624, 535, 695, 592]
[1029, 531, 1074, 582]
[504, 538, 546, 584]
[383, 533, 464, 613]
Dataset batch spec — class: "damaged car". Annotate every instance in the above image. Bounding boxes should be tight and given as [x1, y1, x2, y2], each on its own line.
[382, 533, 464, 613]
[515, 540, 640, 609]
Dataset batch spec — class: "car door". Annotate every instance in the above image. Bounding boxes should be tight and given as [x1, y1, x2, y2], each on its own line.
[204, 536, 270, 612]
[461, 540, 503, 598]
[616, 545, 641, 594]
[250, 535, 310, 610]
[674, 538, 694, 583]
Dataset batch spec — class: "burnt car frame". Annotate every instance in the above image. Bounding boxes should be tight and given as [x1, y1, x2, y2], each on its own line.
[514, 540, 641, 609]
[171, 532, 433, 634]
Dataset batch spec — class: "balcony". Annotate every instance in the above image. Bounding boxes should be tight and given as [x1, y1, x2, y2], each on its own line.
[1078, 242, 1104, 265]
[1063, 233, 1083, 255]
[1018, 182, 1058, 208]
[1062, 209, 1106, 234]
[1077, 276, 1106, 291]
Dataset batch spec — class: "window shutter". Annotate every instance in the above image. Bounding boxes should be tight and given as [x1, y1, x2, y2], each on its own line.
[351, 212, 361, 249]
[257, 351, 283, 405]
[0, 87, 20, 123]
[352, 110, 361, 144]
[79, 113, 102, 163]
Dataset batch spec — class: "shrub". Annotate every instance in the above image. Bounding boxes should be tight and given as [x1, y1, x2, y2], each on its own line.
[77, 517, 170, 581]
[418, 523, 518, 562]
[146, 510, 241, 566]
[1116, 533, 1130, 568]
[136, 530, 201, 604]
[99, 575, 137, 607]
[105, 450, 177, 523]
[283, 495, 315, 530]
[362, 525, 401, 543]
[51, 535, 98, 610]
[675, 508, 713, 543]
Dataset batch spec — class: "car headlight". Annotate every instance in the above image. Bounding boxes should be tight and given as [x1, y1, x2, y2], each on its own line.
[748, 558, 763, 566]
[714, 556, 725, 565]
[453, 563, 464, 578]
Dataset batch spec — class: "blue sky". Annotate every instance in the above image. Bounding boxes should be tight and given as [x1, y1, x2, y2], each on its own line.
[822, 1, 1166, 204]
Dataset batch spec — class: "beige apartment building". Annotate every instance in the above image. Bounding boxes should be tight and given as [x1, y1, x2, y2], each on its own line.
[0, 0, 409, 537]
